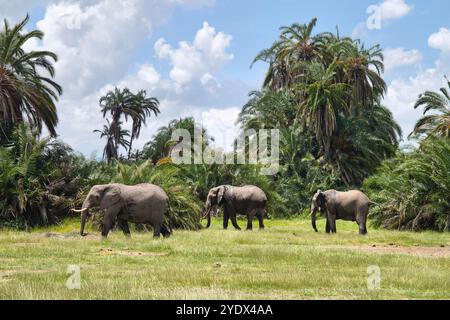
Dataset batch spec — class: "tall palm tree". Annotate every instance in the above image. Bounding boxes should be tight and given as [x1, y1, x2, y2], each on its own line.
[410, 78, 450, 139]
[127, 90, 160, 159]
[341, 41, 386, 109]
[252, 18, 322, 91]
[99, 87, 160, 160]
[0, 15, 62, 138]
[94, 119, 130, 163]
[295, 61, 349, 151]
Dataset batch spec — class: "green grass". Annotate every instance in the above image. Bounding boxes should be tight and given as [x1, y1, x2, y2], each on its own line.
[0, 217, 449, 299]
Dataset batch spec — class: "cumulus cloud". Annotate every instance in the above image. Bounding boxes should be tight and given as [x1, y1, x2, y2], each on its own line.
[154, 22, 233, 88]
[383, 39, 450, 139]
[13, 0, 235, 156]
[428, 28, 450, 52]
[383, 47, 422, 72]
[353, 0, 412, 38]
[55, 21, 247, 156]
[28, 0, 182, 99]
[379, 0, 412, 21]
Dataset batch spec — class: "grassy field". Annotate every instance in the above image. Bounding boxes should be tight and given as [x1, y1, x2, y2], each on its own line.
[0, 217, 449, 300]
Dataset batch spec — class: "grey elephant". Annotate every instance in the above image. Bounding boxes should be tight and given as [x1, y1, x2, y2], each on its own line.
[72, 183, 171, 238]
[201, 185, 267, 230]
[311, 189, 375, 235]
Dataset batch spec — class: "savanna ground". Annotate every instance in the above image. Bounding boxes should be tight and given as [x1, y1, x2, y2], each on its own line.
[0, 217, 449, 300]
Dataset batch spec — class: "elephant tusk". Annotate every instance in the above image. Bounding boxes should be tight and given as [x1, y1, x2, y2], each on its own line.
[71, 208, 88, 213]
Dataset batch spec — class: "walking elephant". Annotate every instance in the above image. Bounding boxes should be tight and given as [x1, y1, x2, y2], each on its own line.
[311, 189, 375, 235]
[72, 183, 171, 238]
[201, 185, 267, 230]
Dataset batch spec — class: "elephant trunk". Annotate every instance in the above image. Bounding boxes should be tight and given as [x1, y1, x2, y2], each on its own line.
[80, 212, 89, 236]
[206, 209, 211, 228]
[311, 209, 318, 232]
[79, 199, 91, 236]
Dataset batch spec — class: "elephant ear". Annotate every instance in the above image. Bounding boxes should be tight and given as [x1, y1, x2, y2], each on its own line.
[217, 186, 227, 205]
[316, 191, 326, 209]
[100, 185, 121, 209]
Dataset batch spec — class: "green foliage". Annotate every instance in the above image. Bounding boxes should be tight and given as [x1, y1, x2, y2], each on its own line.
[0, 15, 61, 137]
[410, 78, 450, 139]
[363, 138, 450, 232]
[247, 18, 401, 187]
[140, 117, 211, 164]
[0, 125, 83, 227]
[0, 17, 447, 234]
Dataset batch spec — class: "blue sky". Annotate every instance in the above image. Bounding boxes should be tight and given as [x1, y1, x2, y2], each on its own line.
[2, 0, 450, 155]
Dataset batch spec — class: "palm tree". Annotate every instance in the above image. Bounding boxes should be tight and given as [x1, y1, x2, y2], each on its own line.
[100, 87, 135, 122]
[0, 15, 62, 139]
[94, 119, 130, 163]
[341, 41, 386, 109]
[238, 90, 297, 130]
[410, 78, 450, 139]
[127, 90, 160, 159]
[252, 18, 322, 91]
[141, 117, 210, 164]
[99, 87, 160, 160]
[295, 61, 349, 151]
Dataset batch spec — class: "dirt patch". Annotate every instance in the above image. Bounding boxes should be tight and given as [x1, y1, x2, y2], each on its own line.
[97, 248, 169, 257]
[0, 271, 14, 280]
[43, 232, 99, 239]
[317, 245, 450, 257]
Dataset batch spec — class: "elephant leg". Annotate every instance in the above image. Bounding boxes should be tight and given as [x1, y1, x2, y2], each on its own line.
[118, 219, 131, 237]
[246, 218, 253, 230]
[223, 210, 229, 229]
[325, 219, 331, 234]
[230, 213, 241, 230]
[161, 224, 171, 238]
[331, 221, 337, 234]
[357, 212, 368, 235]
[257, 210, 265, 229]
[153, 223, 162, 238]
[246, 210, 255, 230]
[329, 215, 337, 234]
[101, 214, 116, 238]
[101, 206, 121, 238]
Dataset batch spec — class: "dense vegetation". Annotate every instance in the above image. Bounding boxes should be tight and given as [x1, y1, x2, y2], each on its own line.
[0, 17, 448, 231]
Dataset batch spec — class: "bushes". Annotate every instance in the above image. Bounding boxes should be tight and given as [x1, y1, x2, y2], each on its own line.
[363, 138, 450, 232]
[0, 126, 84, 228]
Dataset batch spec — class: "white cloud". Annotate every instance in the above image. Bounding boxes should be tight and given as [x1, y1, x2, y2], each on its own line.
[154, 22, 233, 88]
[352, 0, 412, 38]
[379, 0, 412, 21]
[23, 0, 214, 100]
[383, 54, 450, 139]
[137, 64, 161, 86]
[13, 0, 231, 156]
[200, 107, 241, 152]
[53, 21, 248, 156]
[383, 47, 422, 72]
[428, 28, 450, 52]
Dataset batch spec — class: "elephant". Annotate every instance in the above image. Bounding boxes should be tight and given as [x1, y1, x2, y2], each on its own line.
[201, 185, 267, 230]
[72, 183, 171, 238]
[311, 189, 375, 235]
